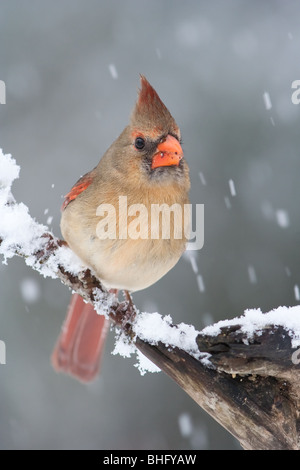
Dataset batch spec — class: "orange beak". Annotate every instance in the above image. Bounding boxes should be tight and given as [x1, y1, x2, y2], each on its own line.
[151, 135, 183, 170]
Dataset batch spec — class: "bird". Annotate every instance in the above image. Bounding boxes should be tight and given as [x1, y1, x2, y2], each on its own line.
[51, 75, 190, 382]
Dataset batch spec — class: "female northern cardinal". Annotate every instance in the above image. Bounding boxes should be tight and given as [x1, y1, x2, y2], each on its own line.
[51, 76, 190, 382]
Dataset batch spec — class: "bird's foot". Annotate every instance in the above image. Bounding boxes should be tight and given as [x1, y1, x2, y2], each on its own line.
[110, 291, 136, 333]
[121, 290, 136, 326]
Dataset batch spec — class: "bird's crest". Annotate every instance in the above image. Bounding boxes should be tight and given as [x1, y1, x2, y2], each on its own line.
[131, 75, 175, 131]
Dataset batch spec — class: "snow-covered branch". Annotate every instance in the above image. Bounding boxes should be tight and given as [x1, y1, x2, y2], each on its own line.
[1, 148, 300, 449]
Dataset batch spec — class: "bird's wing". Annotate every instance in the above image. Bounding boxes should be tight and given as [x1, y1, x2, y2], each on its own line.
[61, 171, 94, 211]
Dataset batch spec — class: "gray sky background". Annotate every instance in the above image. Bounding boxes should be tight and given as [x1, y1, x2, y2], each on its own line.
[0, 0, 300, 450]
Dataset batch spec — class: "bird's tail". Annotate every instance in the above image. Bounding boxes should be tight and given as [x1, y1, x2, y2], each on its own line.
[51, 293, 110, 383]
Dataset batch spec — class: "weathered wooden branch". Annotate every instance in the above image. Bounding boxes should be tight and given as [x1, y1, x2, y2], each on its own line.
[136, 325, 300, 450]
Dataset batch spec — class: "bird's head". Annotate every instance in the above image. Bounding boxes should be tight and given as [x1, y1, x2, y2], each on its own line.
[108, 75, 189, 188]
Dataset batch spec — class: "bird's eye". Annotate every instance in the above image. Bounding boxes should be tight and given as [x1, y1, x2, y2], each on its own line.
[135, 137, 146, 150]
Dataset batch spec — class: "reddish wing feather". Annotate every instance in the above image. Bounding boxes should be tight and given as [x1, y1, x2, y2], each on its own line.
[61, 172, 94, 210]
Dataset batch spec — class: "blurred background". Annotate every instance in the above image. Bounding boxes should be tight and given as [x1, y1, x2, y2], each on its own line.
[0, 0, 300, 450]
